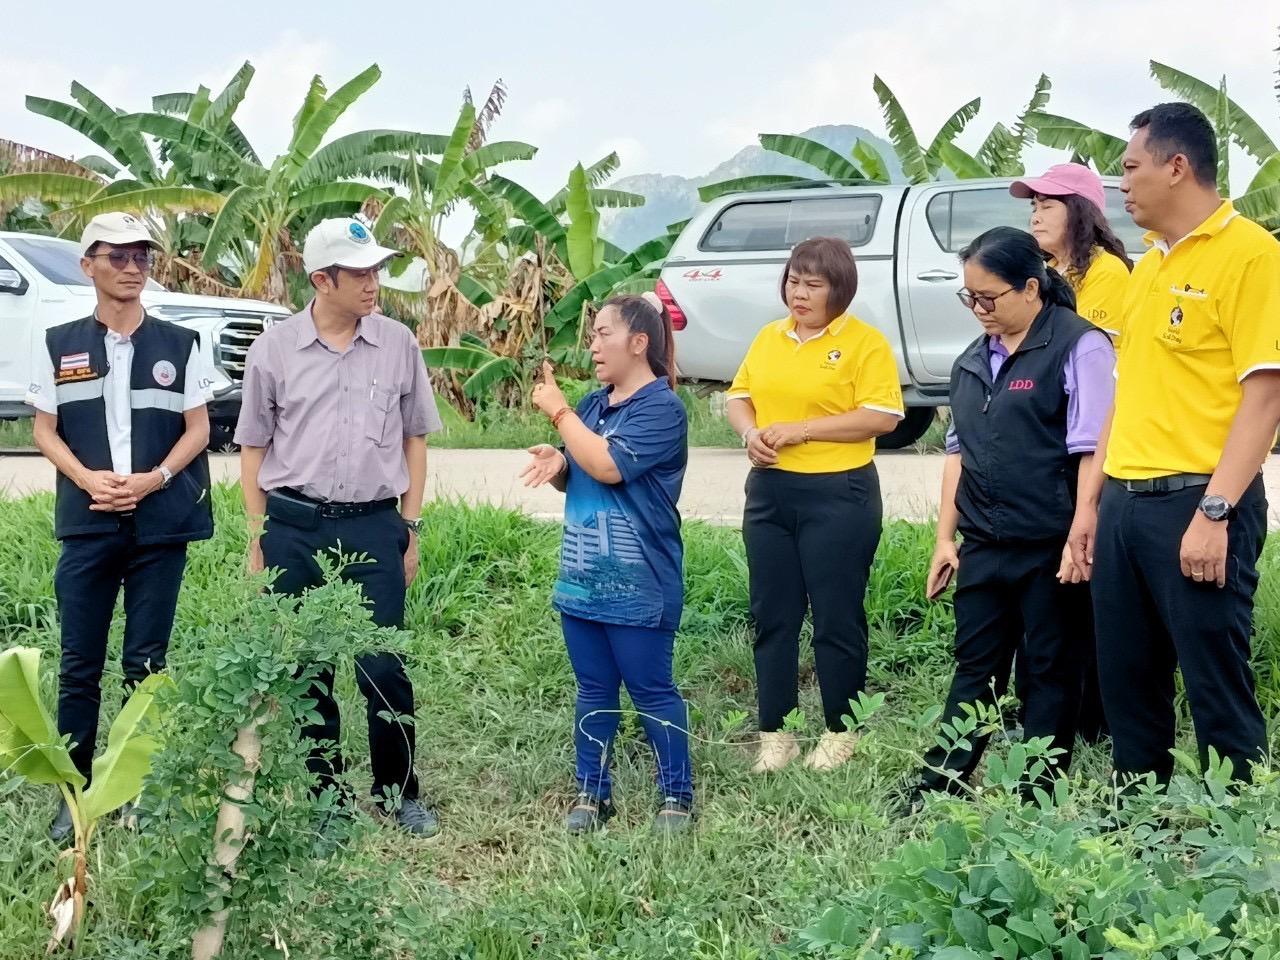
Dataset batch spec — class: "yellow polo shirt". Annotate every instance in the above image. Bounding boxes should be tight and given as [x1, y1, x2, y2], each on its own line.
[1105, 201, 1280, 480]
[727, 313, 904, 473]
[1067, 249, 1131, 341]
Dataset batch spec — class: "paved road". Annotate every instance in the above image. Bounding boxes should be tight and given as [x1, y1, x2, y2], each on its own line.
[4, 448, 1280, 528]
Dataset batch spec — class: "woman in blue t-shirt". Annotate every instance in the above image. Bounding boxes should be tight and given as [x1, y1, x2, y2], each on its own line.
[522, 292, 692, 835]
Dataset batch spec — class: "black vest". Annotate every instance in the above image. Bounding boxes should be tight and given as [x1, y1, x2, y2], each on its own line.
[949, 303, 1094, 543]
[46, 315, 214, 545]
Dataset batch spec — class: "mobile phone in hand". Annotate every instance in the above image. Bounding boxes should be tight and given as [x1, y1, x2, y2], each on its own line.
[927, 563, 955, 601]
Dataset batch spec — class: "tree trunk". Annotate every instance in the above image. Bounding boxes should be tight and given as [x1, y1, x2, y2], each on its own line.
[190, 710, 264, 960]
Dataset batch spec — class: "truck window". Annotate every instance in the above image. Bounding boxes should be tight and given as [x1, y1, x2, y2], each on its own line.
[927, 186, 1147, 257]
[7, 237, 92, 286]
[700, 195, 881, 252]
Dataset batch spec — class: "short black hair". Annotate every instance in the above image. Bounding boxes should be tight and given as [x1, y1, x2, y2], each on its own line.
[84, 241, 101, 257]
[1130, 102, 1218, 187]
[308, 265, 342, 290]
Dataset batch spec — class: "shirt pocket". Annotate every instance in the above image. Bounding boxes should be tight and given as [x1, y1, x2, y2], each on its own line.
[365, 387, 399, 447]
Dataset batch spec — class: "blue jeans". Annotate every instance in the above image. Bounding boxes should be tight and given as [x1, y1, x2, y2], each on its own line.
[561, 613, 693, 806]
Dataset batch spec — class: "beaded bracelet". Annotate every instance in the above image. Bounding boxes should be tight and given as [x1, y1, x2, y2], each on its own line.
[802, 420, 811, 443]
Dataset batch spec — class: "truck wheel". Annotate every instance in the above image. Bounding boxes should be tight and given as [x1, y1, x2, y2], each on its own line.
[876, 407, 936, 451]
[208, 419, 239, 453]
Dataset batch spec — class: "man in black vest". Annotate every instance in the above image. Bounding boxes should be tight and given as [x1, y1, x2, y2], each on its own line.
[26, 212, 214, 841]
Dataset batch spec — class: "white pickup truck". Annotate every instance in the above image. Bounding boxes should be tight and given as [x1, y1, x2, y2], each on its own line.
[657, 178, 1146, 447]
[0, 232, 290, 446]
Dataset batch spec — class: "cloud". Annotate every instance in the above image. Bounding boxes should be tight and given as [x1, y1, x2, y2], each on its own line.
[520, 97, 575, 137]
[591, 137, 650, 174]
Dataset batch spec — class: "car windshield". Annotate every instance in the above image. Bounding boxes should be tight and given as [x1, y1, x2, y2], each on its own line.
[6, 237, 164, 290]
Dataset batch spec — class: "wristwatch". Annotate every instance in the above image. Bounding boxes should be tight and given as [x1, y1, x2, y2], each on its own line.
[156, 465, 173, 489]
[1198, 494, 1235, 522]
[404, 517, 423, 535]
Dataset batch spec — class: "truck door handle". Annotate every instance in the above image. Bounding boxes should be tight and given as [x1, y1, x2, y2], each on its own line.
[916, 270, 958, 282]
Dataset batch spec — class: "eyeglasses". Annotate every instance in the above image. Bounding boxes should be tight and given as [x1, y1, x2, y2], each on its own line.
[956, 287, 1016, 312]
[90, 250, 155, 271]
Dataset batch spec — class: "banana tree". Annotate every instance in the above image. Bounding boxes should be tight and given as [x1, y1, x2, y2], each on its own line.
[1023, 111, 1128, 175]
[940, 75, 1054, 179]
[1150, 56, 1280, 230]
[125, 64, 465, 305]
[869, 75, 981, 184]
[15, 78, 237, 290]
[0, 140, 106, 232]
[0, 647, 168, 952]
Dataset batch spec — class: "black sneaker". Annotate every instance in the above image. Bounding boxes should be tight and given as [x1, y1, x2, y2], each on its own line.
[49, 798, 74, 845]
[391, 798, 441, 838]
[652, 798, 694, 836]
[565, 792, 614, 835]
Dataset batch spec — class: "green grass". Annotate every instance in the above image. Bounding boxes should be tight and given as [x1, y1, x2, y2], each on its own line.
[0, 489, 1277, 957]
[0, 418, 32, 448]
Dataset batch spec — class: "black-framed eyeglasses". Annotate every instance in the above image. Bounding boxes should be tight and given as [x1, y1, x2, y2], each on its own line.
[956, 287, 1016, 312]
[90, 250, 155, 271]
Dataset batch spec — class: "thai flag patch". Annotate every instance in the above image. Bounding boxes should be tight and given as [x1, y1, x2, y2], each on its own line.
[60, 352, 90, 371]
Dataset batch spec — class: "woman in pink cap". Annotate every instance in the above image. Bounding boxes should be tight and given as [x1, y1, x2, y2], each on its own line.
[1010, 163, 1132, 342]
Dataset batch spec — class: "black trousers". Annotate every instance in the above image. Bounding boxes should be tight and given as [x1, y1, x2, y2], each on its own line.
[1012, 584, 1107, 743]
[1093, 477, 1267, 783]
[743, 464, 882, 732]
[55, 522, 187, 778]
[920, 537, 1082, 793]
[261, 505, 419, 804]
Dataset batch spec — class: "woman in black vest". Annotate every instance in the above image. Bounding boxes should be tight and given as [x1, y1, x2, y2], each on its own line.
[903, 227, 1115, 811]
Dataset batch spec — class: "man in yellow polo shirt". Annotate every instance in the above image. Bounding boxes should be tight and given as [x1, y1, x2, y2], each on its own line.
[1073, 103, 1280, 785]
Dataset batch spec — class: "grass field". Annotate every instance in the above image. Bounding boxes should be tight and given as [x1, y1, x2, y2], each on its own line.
[0, 487, 1276, 958]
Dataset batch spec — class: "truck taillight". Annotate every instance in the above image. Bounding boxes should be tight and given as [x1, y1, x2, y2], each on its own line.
[655, 279, 687, 330]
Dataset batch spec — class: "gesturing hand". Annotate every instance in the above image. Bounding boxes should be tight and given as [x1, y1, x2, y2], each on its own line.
[532, 361, 569, 418]
[743, 428, 778, 468]
[520, 444, 567, 487]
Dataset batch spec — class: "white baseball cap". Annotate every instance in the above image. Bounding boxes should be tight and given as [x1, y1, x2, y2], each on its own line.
[80, 212, 159, 256]
[302, 218, 400, 274]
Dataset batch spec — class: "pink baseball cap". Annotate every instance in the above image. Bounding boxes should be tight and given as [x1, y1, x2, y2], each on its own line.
[1010, 163, 1106, 214]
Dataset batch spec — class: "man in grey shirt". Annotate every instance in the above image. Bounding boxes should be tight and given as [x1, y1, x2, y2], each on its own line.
[235, 217, 443, 836]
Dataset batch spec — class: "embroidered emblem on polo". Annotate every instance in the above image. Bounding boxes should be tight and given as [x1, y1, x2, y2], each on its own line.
[152, 360, 177, 386]
[348, 222, 371, 244]
[826, 349, 842, 362]
[1170, 305, 1184, 327]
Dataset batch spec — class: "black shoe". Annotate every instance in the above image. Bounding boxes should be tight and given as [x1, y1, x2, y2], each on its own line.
[652, 798, 694, 836]
[894, 787, 928, 820]
[391, 798, 441, 838]
[565, 792, 614, 835]
[49, 799, 74, 844]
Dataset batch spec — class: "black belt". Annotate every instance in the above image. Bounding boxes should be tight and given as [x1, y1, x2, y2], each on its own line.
[279, 488, 397, 518]
[1113, 473, 1212, 494]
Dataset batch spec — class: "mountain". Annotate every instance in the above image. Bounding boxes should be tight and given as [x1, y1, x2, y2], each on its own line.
[599, 124, 904, 250]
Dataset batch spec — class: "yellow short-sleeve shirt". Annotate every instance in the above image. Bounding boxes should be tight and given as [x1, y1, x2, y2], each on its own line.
[1105, 201, 1280, 480]
[1070, 249, 1131, 342]
[727, 313, 904, 473]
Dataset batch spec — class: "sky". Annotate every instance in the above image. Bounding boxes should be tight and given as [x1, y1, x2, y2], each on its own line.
[3, 0, 1277, 200]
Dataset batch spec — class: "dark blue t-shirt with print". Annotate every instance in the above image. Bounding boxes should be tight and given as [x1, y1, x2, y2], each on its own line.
[552, 379, 688, 631]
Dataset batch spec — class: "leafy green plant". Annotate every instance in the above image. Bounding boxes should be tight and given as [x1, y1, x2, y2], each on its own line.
[0, 647, 168, 952]
[139, 553, 410, 959]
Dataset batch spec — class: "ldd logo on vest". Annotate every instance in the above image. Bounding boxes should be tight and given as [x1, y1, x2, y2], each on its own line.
[152, 360, 177, 387]
[1008, 379, 1035, 391]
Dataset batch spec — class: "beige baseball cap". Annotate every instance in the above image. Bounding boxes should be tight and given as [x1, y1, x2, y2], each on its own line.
[80, 212, 160, 256]
[302, 218, 400, 273]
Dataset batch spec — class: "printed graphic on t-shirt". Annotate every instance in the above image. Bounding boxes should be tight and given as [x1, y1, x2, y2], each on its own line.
[553, 491, 662, 626]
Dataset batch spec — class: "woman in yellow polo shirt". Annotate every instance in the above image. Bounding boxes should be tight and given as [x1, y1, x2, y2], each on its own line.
[725, 236, 904, 773]
[1011, 163, 1132, 341]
